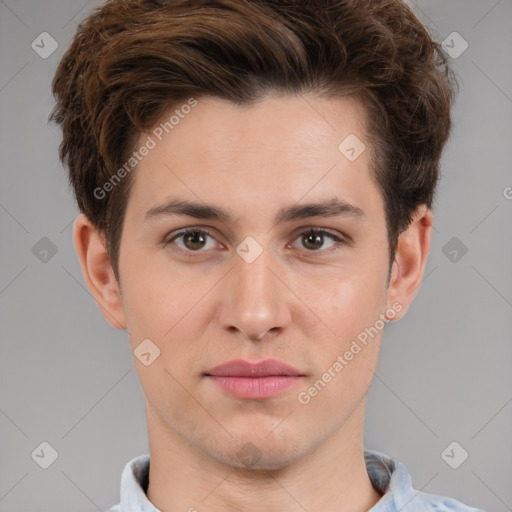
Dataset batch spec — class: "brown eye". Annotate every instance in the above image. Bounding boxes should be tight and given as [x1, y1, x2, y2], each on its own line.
[182, 230, 208, 250]
[293, 229, 345, 252]
[166, 228, 216, 252]
[302, 231, 324, 250]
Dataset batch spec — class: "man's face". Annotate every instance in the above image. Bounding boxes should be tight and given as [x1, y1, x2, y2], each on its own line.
[116, 94, 397, 469]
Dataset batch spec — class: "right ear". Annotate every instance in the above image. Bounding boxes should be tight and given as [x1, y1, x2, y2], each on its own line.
[72, 213, 127, 330]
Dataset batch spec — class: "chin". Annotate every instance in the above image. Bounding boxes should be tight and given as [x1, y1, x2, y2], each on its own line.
[205, 431, 306, 471]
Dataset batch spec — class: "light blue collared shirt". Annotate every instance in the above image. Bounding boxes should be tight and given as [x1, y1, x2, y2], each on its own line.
[105, 449, 486, 512]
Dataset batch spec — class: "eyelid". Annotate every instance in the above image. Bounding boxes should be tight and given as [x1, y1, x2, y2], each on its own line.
[290, 225, 347, 242]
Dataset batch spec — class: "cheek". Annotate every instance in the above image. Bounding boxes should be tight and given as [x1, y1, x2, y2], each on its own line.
[121, 252, 197, 337]
[124, 273, 206, 411]
[314, 270, 387, 333]
[298, 267, 387, 385]
[122, 267, 215, 385]
[296, 276, 385, 415]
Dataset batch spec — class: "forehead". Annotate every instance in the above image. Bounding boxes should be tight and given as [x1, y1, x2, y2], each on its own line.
[157, 93, 369, 154]
[124, 94, 383, 227]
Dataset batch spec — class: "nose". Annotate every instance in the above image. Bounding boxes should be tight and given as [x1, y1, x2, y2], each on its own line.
[218, 246, 292, 341]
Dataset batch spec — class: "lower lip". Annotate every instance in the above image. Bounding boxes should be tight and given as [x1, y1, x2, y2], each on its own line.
[206, 375, 302, 400]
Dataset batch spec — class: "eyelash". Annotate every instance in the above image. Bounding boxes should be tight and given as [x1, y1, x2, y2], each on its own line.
[163, 226, 347, 258]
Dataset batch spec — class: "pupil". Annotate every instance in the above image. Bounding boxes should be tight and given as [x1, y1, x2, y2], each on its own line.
[185, 232, 205, 250]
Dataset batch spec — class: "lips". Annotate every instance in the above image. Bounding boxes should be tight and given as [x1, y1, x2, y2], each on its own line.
[205, 358, 303, 377]
[204, 359, 305, 400]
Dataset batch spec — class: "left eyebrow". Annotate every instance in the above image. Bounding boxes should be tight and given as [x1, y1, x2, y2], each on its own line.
[275, 198, 366, 223]
[143, 197, 366, 225]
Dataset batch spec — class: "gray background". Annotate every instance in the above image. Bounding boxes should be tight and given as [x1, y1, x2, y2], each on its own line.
[1, 1, 511, 511]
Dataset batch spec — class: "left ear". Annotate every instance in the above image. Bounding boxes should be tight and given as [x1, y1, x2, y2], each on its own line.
[385, 204, 433, 321]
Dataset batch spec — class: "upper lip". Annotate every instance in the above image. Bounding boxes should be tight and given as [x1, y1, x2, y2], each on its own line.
[205, 359, 303, 377]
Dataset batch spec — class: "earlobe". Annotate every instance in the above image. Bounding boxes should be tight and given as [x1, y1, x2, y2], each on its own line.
[385, 205, 433, 320]
[73, 213, 127, 330]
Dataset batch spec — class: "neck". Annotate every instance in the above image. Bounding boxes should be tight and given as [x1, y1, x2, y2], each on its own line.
[145, 400, 383, 512]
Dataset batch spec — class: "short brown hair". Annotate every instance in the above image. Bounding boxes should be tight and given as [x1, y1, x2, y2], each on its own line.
[49, 0, 457, 284]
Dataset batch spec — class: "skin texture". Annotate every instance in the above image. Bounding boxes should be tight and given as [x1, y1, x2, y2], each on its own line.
[74, 94, 433, 512]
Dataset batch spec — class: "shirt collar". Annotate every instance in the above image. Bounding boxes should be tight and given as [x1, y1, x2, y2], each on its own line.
[111, 449, 478, 512]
